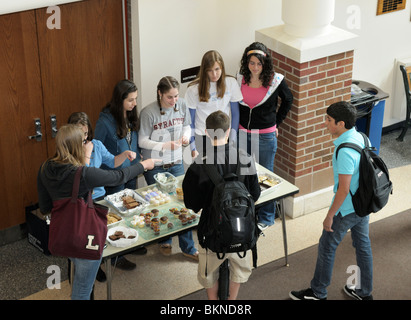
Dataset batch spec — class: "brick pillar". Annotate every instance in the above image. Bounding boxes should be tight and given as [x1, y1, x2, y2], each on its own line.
[271, 50, 353, 200]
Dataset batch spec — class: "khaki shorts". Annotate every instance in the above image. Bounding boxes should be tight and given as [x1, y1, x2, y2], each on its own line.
[197, 247, 252, 288]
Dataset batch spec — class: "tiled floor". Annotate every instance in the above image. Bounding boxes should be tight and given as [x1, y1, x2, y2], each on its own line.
[1, 129, 410, 300]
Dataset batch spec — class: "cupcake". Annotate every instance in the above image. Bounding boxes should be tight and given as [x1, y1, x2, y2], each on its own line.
[160, 216, 168, 224]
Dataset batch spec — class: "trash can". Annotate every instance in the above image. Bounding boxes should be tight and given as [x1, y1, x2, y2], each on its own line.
[351, 80, 389, 154]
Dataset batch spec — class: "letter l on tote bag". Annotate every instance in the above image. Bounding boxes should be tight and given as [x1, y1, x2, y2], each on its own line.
[48, 166, 108, 260]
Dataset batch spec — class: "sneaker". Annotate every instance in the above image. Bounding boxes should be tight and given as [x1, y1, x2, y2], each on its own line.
[130, 246, 147, 255]
[95, 266, 106, 282]
[182, 251, 199, 262]
[289, 288, 326, 300]
[159, 244, 172, 256]
[257, 223, 269, 231]
[114, 257, 136, 271]
[343, 285, 373, 300]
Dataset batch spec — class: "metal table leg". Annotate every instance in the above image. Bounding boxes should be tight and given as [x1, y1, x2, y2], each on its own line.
[105, 259, 112, 300]
[279, 199, 289, 266]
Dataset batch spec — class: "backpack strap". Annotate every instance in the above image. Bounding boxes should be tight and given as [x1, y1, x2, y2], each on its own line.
[203, 164, 224, 187]
[335, 131, 370, 160]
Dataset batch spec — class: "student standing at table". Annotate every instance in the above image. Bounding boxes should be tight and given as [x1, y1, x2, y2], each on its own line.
[37, 124, 155, 300]
[237, 42, 293, 231]
[68, 111, 142, 281]
[94, 79, 148, 271]
[182, 111, 260, 300]
[139, 76, 198, 261]
[185, 50, 243, 157]
[95, 79, 141, 195]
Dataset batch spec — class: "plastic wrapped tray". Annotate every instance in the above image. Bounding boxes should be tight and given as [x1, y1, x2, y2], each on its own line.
[154, 172, 177, 193]
[258, 172, 282, 195]
[104, 189, 149, 216]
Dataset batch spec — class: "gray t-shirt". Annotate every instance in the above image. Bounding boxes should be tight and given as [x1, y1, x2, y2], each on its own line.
[138, 98, 191, 164]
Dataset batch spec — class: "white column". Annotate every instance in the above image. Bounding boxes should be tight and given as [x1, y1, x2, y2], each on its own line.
[282, 0, 335, 38]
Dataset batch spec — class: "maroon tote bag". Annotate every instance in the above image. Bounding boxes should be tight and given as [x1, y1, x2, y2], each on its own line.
[48, 166, 108, 260]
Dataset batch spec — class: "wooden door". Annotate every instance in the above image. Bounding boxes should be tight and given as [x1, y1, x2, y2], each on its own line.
[0, 11, 48, 230]
[0, 0, 125, 230]
[36, 0, 126, 156]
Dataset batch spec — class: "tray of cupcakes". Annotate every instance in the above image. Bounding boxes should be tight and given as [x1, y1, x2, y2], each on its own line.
[124, 207, 199, 240]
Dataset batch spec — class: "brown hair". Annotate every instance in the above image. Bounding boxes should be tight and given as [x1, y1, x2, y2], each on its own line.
[188, 50, 227, 102]
[67, 112, 93, 141]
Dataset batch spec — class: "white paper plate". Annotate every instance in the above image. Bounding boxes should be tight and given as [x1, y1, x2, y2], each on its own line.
[106, 226, 138, 247]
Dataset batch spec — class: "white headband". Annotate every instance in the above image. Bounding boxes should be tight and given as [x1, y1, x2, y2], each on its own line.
[247, 50, 266, 57]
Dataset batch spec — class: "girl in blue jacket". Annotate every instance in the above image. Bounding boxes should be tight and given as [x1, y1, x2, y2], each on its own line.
[95, 79, 141, 195]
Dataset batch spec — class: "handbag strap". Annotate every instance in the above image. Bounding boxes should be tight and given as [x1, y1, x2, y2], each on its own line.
[71, 166, 94, 208]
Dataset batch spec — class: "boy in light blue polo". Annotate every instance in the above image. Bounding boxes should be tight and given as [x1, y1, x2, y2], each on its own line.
[290, 101, 373, 300]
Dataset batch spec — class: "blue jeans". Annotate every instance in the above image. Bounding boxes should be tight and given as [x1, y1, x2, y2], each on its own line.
[311, 213, 373, 299]
[144, 163, 197, 255]
[239, 131, 277, 226]
[69, 256, 102, 300]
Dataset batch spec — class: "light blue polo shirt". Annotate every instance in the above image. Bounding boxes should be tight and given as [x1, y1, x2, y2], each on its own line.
[332, 128, 367, 217]
[88, 139, 115, 199]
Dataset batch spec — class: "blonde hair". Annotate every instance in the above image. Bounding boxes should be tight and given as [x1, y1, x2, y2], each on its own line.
[189, 50, 227, 102]
[49, 124, 85, 166]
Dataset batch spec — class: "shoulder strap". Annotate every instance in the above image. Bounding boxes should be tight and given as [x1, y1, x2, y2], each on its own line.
[336, 131, 370, 160]
[203, 164, 224, 187]
[71, 166, 83, 202]
[336, 142, 362, 160]
[71, 166, 94, 208]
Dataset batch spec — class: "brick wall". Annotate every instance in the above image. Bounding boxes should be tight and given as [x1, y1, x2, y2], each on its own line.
[271, 50, 354, 196]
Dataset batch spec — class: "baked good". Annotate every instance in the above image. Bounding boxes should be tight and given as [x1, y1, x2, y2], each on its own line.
[160, 216, 168, 224]
[107, 212, 122, 225]
[122, 196, 140, 209]
[167, 222, 174, 229]
[109, 230, 125, 241]
[151, 209, 159, 217]
[173, 210, 181, 219]
[176, 188, 184, 200]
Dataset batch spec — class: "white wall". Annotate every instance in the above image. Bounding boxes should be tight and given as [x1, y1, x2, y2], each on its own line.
[3, 0, 411, 127]
[131, 0, 282, 110]
[333, 0, 411, 127]
[133, 0, 411, 127]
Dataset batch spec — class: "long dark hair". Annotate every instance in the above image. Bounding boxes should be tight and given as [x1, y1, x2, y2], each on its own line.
[104, 79, 139, 139]
[239, 42, 274, 88]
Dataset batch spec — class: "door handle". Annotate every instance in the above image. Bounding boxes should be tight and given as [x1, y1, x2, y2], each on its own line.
[50, 115, 58, 138]
[28, 118, 43, 142]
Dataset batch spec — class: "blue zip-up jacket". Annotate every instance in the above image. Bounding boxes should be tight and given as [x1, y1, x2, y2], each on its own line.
[94, 108, 141, 171]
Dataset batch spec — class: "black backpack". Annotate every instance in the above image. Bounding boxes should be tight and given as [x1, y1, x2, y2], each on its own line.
[198, 163, 258, 263]
[336, 131, 393, 217]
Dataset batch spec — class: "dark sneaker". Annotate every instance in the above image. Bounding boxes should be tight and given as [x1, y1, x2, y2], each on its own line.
[343, 285, 373, 300]
[289, 288, 326, 300]
[115, 257, 136, 271]
[95, 266, 106, 282]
